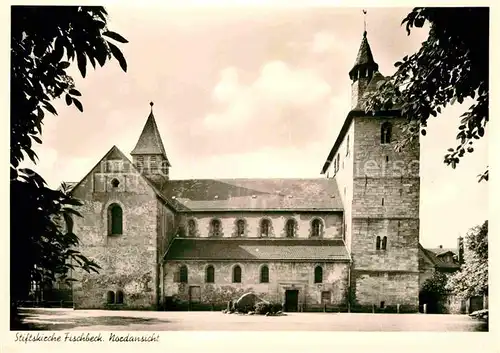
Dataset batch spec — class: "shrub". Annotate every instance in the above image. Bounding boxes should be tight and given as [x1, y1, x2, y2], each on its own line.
[255, 302, 271, 315]
[271, 303, 283, 313]
[254, 302, 282, 315]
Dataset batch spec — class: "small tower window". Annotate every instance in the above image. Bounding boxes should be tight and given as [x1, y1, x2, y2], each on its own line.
[108, 203, 123, 235]
[382, 198, 385, 206]
[205, 265, 215, 283]
[380, 301, 385, 309]
[311, 219, 322, 237]
[376, 236, 381, 250]
[111, 178, 120, 188]
[260, 219, 270, 237]
[232, 265, 242, 283]
[286, 219, 296, 238]
[150, 156, 158, 173]
[314, 265, 323, 284]
[136, 156, 144, 170]
[260, 265, 269, 283]
[236, 219, 245, 237]
[187, 219, 196, 237]
[346, 135, 350, 156]
[382, 236, 387, 250]
[210, 219, 221, 237]
[381, 122, 392, 144]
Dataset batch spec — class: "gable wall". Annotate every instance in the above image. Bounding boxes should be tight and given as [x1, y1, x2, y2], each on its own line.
[70, 153, 160, 309]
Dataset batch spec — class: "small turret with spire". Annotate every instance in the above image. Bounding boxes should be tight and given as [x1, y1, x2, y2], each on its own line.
[131, 102, 171, 184]
[349, 10, 379, 110]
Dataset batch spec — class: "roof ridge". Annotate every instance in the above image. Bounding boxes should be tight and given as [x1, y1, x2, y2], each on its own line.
[166, 177, 330, 182]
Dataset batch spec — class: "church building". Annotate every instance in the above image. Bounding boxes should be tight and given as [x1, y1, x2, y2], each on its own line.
[70, 30, 421, 312]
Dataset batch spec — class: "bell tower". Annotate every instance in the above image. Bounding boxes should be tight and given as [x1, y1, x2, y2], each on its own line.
[131, 102, 171, 185]
[349, 31, 379, 110]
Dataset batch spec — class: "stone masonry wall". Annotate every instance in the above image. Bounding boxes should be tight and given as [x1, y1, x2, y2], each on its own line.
[71, 155, 159, 309]
[177, 211, 343, 239]
[164, 261, 349, 309]
[329, 120, 355, 252]
[350, 218, 419, 272]
[348, 116, 420, 310]
[352, 271, 419, 308]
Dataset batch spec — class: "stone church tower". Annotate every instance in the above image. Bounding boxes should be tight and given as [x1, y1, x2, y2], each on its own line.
[131, 102, 171, 185]
[322, 30, 420, 311]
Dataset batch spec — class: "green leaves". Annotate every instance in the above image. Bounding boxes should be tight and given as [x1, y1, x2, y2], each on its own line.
[77, 51, 87, 78]
[447, 221, 488, 298]
[103, 31, 129, 43]
[108, 41, 127, 72]
[366, 7, 488, 181]
[69, 88, 81, 96]
[73, 98, 83, 112]
[10, 5, 130, 306]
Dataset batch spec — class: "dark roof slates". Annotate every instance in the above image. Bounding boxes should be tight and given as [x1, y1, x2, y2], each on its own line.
[166, 238, 350, 262]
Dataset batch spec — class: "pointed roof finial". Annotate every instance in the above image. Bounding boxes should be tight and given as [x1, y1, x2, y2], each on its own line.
[150, 101, 154, 113]
[363, 9, 367, 34]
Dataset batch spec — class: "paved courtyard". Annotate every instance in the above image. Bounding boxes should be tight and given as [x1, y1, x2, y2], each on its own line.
[16, 308, 487, 331]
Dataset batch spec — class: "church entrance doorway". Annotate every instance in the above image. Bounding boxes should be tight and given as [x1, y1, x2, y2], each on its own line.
[284, 290, 299, 312]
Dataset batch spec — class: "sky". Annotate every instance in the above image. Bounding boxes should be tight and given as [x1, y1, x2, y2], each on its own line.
[21, 6, 488, 249]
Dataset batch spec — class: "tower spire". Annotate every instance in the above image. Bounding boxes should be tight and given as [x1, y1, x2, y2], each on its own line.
[363, 9, 367, 34]
[349, 26, 379, 109]
[131, 102, 171, 182]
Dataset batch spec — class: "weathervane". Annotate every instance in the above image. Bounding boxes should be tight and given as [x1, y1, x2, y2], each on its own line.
[363, 9, 367, 33]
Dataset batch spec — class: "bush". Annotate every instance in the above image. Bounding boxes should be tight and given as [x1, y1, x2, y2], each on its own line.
[255, 302, 272, 315]
[255, 302, 282, 315]
[271, 303, 283, 313]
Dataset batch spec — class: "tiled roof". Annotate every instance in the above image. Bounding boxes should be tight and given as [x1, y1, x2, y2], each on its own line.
[165, 238, 350, 262]
[427, 248, 457, 256]
[131, 111, 169, 164]
[421, 246, 460, 270]
[153, 178, 343, 212]
[349, 31, 378, 77]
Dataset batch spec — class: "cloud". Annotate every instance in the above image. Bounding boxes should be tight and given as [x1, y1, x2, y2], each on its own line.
[311, 31, 340, 54]
[203, 61, 333, 149]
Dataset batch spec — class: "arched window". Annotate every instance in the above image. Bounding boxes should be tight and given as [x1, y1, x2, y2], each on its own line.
[210, 219, 221, 237]
[179, 265, 188, 283]
[381, 122, 392, 144]
[106, 291, 115, 304]
[260, 219, 271, 237]
[236, 219, 245, 237]
[187, 219, 196, 237]
[260, 265, 269, 283]
[382, 236, 387, 250]
[311, 219, 322, 237]
[108, 204, 123, 235]
[232, 265, 242, 283]
[206, 265, 215, 283]
[116, 290, 124, 304]
[111, 178, 120, 188]
[376, 236, 381, 250]
[314, 266, 323, 284]
[286, 219, 296, 238]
